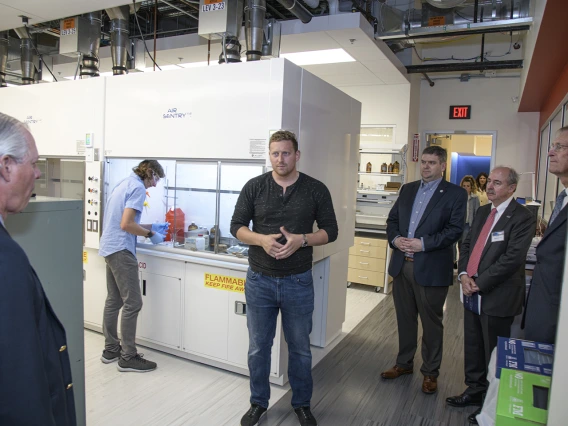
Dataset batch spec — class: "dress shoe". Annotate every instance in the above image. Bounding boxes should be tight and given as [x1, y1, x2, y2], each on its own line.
[446, 392, 483, 407]
[468, 407, 481, 424]
[380, 365, 413, 380]
[422, 376, 437, 394]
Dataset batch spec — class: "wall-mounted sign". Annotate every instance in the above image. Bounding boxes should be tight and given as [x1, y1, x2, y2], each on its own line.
[412, 134, 420, 162]
[449, 105, 471, 119]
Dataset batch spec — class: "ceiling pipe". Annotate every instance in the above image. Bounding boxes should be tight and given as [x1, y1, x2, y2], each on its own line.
[245, 0, 266, 61]
[0, 32, 8, 87]
[14, 27, 36, 85]
[302, 0, 320, 8]
[81, 11, 102, 78]
[275, 0, 312, 23]
[106, 6, 130, 75]
[160, 0, 198, 21]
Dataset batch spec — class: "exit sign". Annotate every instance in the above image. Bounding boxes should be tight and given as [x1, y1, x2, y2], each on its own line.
[449, 105, 471, 119]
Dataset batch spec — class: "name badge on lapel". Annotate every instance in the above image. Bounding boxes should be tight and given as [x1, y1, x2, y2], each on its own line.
[491, 231, 505, 242]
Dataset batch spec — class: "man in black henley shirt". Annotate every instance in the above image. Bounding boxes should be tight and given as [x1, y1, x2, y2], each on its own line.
[231, 130, 338, 426]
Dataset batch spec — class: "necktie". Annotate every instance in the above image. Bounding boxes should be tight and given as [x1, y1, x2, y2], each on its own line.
[549, 191, 567, 225]
[466, 208, 497, 277]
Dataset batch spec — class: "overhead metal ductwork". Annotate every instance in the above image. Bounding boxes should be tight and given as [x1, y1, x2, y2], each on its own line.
[81, 11, 102, 78]
[377, 0, 532, 40]
[106, 6, 130, 75]
[424, 0, 467, 8]
[275, 0, 313, 24]
[14, 27, 36, 85]
[245, 0, 266, 61]
[0, 32, 8, 87]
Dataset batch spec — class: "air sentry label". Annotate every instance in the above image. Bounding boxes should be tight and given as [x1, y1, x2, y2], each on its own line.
[162, 108, 192, 119]
[24, 115, 42, 124]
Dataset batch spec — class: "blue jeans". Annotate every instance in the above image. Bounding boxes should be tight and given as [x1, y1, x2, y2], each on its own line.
[245, 268, 314, 409]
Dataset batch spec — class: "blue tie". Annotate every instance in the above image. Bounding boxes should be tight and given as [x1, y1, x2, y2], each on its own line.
[549, 191, 567, 225]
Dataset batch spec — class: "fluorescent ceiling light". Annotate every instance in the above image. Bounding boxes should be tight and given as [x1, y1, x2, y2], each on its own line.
[178, 61, 219, 68]
[6, 83, 18, 87]
[280, 48, 355, 66]
[99, 71, 113, 77]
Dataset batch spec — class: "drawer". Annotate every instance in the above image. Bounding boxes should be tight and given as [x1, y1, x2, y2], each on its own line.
[348, 255, 385, 273]
[348, 268, 384, 287]
[353, 236, 387, 248]
[349, 245, 386, 259]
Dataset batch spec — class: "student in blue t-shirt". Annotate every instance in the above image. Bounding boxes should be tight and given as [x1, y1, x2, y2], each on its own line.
[98, 159, 168, 373]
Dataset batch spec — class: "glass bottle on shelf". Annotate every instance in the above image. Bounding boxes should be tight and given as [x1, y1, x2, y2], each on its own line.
[387, 163, 393, 173]
[381, 162, 388, 173]
[393, 161, 400, 174]
[366, 162, 372, 173]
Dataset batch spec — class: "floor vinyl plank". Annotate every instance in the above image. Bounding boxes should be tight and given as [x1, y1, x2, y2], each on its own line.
[268, 283, 474, 426]
[84, 286, 385, 426]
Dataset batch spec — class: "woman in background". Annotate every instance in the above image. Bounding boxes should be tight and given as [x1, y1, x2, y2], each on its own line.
[459, 175, 480, 251]
[476, 172, 489, 206]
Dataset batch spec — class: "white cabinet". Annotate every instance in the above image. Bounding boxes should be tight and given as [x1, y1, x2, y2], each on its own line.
[183, 263, 230, 360]
[137, 272, 182, 349]
[136, 254, 183, 350]
[83, 248, 107, 329]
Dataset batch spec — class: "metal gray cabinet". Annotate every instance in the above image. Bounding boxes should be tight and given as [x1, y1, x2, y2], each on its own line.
[6, 196, 85, 426]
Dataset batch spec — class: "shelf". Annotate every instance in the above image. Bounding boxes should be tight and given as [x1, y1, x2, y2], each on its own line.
[359, 150, 401, 155]
[358, 172, 402, 176]
[357, 190, 399, 196]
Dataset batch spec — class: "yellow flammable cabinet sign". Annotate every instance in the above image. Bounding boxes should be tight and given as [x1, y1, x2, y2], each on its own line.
[204, 273, 245, 293]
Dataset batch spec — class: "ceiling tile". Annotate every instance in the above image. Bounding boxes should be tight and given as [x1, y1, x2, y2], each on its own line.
[322, 73, 386, 87]
[280, 32, 340, 54]
[303, 61, 368, 77]
[361, 59, 399, 74]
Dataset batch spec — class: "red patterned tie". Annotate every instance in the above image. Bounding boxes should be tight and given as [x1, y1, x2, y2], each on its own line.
[466, 208, 497, 277]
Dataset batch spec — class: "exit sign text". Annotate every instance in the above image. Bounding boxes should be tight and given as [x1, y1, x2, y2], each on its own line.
[449, 105, 471, 119]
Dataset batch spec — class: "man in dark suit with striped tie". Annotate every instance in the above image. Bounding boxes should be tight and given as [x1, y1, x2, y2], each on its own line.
[524, 126, 568, 344]
[446, 166, 535, 425]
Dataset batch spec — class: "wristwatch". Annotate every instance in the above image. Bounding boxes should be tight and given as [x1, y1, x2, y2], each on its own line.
[146, 230, 153, 238]
[301, 234, 308, 248]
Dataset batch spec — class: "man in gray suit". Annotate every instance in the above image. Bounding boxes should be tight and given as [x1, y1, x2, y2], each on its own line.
[524, 126, 568, 344]
[447, 167, 535, 425]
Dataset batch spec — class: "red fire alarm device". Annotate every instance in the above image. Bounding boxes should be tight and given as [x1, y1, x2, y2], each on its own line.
[449, 105, 471, 119]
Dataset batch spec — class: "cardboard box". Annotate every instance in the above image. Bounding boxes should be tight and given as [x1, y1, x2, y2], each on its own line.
[496, 337, 554, 379]
[496, 369, 550, 426]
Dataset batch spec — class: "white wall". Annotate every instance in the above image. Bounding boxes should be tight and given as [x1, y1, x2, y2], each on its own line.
[418, 76, 540, 195]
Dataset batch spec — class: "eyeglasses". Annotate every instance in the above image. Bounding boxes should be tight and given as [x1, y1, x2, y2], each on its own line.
[550, 143, 568, 152]
[152, 172, 160, 184]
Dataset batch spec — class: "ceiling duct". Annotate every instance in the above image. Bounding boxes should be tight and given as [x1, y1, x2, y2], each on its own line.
[14, 27, 36, 85]
[245, 0, 266, 61]
[378, 0, 532, 40]
[0, 32, 8, 87]
[81, 11, 102, 78]
[275, 0, 313, 24]
[106, 6, 130, 75]
[425, 0, 467, 8]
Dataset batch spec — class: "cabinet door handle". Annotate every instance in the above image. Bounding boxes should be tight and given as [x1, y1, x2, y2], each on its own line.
[359, 262, 369, 265]
[142, 279, 146, 296]
[360, 242, 371, 246]
[360, 250, 370, 253]
[358, 276, 369, 279]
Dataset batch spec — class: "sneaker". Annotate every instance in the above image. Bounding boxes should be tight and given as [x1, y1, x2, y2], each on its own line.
[100, 347, 122, 364]
[294, 407, 318, 426]
[240, 404, 267, 426]
[117, 353, 157, 373]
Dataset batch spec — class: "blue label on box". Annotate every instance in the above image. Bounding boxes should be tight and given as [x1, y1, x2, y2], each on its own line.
[496, 337, 554, 379]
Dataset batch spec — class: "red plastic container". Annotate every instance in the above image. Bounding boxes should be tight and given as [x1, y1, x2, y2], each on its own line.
[165, 207, 185, 243]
